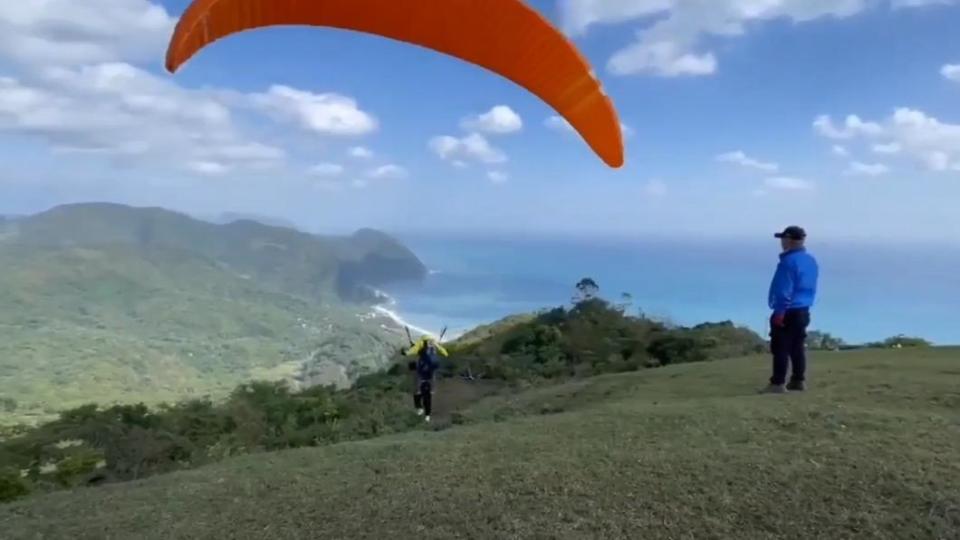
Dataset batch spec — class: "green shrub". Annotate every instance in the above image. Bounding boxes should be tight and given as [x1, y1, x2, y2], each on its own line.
[0, 292, 770, 501]
[54, 451, 102, 487]
[0, 469, 29, 503]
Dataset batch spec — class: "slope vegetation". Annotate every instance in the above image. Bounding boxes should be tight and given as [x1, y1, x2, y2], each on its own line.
[2, 348, 958, 539]
[0, 203, 425, 424]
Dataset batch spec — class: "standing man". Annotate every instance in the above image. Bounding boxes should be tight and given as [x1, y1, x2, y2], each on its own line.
[765, 226, 819, 393]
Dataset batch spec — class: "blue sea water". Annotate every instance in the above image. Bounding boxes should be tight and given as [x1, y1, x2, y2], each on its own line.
[384, 234, 960, 346]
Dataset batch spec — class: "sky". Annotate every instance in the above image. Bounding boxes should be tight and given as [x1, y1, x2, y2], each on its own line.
[1, 0, 959, 243]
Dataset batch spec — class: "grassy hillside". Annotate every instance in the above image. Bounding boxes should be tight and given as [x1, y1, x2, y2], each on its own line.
[0, 299, 766, 493]
[0, 203, 425, 424]
[2, 347, 957, 539]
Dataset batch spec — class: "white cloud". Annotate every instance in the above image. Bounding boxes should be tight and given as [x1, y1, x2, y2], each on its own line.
[0, 3, 412, 182]
[187, 161, 230, 176]
[309, 163, 344, 177]
[349, 146, 374, 159]
[429, 133, 507, 164]
[892, 0, 958, 7]
[347, 146, 373, 159]
[716, 150, 779, 172]
[846, 161, 890, 177]
[610, 42, 717, 77]
[0, 0, 175, 67]
[207, 142, 285, 162]
[815, 108, 960, 172]
[0, 65, 286, 175]
[942, 64, 960, 83]
[461, 105, 523, 135]
[367, 164, 408, 180]
[250, 85, 377, 136]
[487, 171, 509, 184]
[545, 115, 576, 133]
[644, 178, 668, 197]
[813, 114, 884, 140]
[351, 179, 369, 189]
[560, 0, 674, 35]
[546, 115, 634, 138]
[832, 145, 849, 157]
[560, 1, 955, 78]
[872, 142, 902, 155]
[764, 176, 814, 191]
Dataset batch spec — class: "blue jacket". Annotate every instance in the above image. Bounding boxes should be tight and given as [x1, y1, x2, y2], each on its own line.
[415, 351, 439, 380]
[768, 248, 819, 313]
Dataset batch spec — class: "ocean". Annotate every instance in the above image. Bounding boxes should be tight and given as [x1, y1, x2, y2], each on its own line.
[381, 234, 960, 346]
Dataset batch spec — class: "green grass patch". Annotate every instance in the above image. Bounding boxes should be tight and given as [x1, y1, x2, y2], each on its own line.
[2, 348, 957, 539]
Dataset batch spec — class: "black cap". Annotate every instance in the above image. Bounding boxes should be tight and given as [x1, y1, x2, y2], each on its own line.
[775, 225, 806, 240]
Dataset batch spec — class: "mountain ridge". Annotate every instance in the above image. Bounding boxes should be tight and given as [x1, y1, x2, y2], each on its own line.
[0, 202, 426, 424]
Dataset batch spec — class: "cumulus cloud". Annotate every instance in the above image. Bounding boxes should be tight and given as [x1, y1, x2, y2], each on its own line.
[429, 133, 507, 165]
[249, 85, 377, 136]
[643, 178, 668, 197]
[487, 171, 509, 184]
[560, 0, 955, 77]
[187, 161, 230, 176]
[349, 146, 374, 159]
[610, 42, 717, 77]
[716, 150, 779, 172]
[942, 64, 960, 83]
[815, 108, 960, 172]
[0, 65, 287, 175]
[309, 163, 344, 177]
[0, 0, 175, 67]
[545, 115, 576, 133]
[545, 115, 634, 138]
[560, 0, 674, 35]
[367, 164, 408, 180]
[813, 114, 884, 139]
[0, 1, 393, 184]
[872, 142, 902, 155]
[764, 176, 814, 191]
[846, 161, 890, 176]
[892, 0, 959, 7]
[461, 105, 523, 134]
[832, 145, 850, 157]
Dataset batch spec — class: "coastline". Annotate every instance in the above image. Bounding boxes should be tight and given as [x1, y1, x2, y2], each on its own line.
[371, 304, 440, 340]
[366, 288, 463, 343]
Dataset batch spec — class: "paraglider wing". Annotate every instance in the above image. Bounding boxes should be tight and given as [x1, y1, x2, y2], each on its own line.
[165, 0, 625, 168]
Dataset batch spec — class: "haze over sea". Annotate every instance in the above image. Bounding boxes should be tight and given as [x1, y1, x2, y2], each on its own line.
[384, 234, 960, 346]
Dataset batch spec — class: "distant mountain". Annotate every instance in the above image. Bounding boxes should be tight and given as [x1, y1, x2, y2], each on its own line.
[0, 203, 426, 425]
[4, 202, 426, 302]
[212, 212, 299, 230]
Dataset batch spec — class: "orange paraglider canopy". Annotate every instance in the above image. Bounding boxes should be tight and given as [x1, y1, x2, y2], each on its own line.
[165, 0, 625, 168]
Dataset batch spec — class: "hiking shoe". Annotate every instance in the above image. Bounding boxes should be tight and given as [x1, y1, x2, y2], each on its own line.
[786, 381, 806, 392]
[424, 416, 431, 423]
[761, 384, 788, 394]
[416, 409, 424, 416]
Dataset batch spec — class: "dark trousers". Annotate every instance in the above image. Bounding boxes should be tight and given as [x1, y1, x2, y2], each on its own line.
[770, 308, 810, 385]
[413, 380, 433, 416]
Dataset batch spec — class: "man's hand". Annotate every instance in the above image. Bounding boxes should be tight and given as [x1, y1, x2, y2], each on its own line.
[772, 312, 786, 328]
